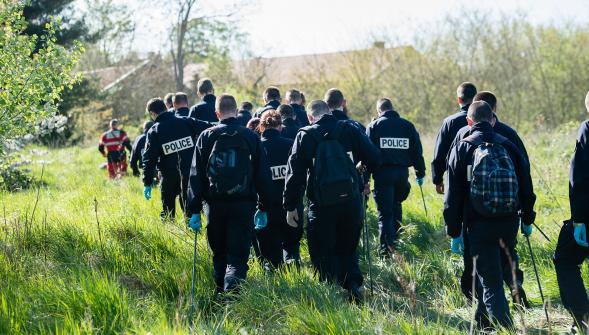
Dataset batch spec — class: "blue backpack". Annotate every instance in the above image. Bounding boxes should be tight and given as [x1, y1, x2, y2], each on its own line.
[463, 134, 519, 217]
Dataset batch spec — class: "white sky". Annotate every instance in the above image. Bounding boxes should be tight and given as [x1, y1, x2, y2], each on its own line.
[123, 0, 589, 58]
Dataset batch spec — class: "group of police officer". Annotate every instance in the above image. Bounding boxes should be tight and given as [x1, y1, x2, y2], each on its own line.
[118, 76, 589, 333]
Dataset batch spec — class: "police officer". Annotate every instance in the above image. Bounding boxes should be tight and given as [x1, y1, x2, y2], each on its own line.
[277, 104, 300, 140]
[285, 89, 309, 127]
[324, 88, 371, 195]
[432, 82, 477, 195]
[189, 78, 218, 122]
[366, 98, 425, 256]
[130, 121, 154, 177]
[254, 86, 281, 119]
[284, 100, 381, 303]
[255, 110, 303, 268]
[444, 101, 536, 330]
[164, 93, 175, 112]
[173, 92, 190, 118]
[554, 91, 589, 334]
[452, 91, 531, 306]
[142, 98, 211, 220]
[186, 94, 273, 294]
[236, 101, 253, 126]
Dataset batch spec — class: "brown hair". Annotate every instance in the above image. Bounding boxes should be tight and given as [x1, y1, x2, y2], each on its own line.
[473, 91, 497, 111]
[246, 117, 261, 134]
[216, 93, 237, 115]
[277, 104, 294, 119]
[264, 86, 281, 102]
[324, 88, 344, 109]
[197, 78, 214, 95]
[259, 109, 282, 132]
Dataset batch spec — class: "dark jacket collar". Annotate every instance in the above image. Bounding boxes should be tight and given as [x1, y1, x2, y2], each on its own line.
[381, 110, 400, 119]
[290, 103, 304, 110]
[203, 94, 216, 104]
[266, 100, 281, 109]
[155, 111, 174, 122]
[219, 117, 240, 126]
[262, 128, 281, 139]
[316, 114, 337, 124]
[238, 110, 252, 116]
[331, 110, 348, 120]
[460, 104, 470, 113]
[470, 121, 495, 135]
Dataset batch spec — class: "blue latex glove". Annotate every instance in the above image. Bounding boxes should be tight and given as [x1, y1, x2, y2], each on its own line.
[254, 210, 268, 231]
[451, 235, 464, 256]
[521, 222, 533, 237]
[416, 177, 424, 186]
[574, 223, 588, 247]
[188, 214, 201, 233]
[143, 186, 152, 200]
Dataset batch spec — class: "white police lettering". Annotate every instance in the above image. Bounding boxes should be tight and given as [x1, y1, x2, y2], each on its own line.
[162, 136, 194, 155]
[270, 165, 288, 180]
[347, 151, 354, 162]
[380, 137, 409, 149]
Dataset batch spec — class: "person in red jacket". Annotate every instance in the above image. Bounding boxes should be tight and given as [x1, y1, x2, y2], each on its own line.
[98, 119, 132, 179]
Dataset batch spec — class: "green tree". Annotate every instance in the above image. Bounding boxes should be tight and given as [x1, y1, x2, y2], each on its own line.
[0, 1, 82, 156]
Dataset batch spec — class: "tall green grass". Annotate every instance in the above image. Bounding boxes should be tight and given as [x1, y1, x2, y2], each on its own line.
[0, 125, 582, 334]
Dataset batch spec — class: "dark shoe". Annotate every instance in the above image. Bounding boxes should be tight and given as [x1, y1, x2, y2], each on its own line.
[511, 285, 530, 309]
[348, 284, 363, 305]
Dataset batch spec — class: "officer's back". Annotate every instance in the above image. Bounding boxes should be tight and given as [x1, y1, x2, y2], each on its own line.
[284, 101, 380, 209]
[142, 107, 210, 183]
[189, 78, 218, 122]
[367, 105, 425, 172]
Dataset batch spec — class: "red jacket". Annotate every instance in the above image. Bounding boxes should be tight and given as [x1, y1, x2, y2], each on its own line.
[98, 128, 132, 155]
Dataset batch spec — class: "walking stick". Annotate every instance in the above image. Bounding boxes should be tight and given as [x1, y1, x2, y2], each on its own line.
[188, 230, 198, 334]
[525, 234, 551, 330]
[532, 223, 551, 242]
[418, 184, 428, 217]
[362, 194, 374, 296]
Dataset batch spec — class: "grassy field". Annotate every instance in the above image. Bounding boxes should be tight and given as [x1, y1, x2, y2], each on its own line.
[0, 123, 585, 334]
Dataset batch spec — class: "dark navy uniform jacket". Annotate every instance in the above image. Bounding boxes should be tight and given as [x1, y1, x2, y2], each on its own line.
[291, 103, 309, 127]
[186, 117, 273, 214]
[570, 120, 589, 223]
[175, 107, 190, 118]
[189, 94, 218, 122]
[142, 112, 211, 186]
[366, 110, 426, 178]
[254, 100, 280, 119]
[432, 105, 470, 185]
[261, 128, 295, 208]
[443, 122, 536, 238]
[130, 132, 147, 174]
[451, 114, 529, 163]
[281, 117, 300, 140]
[283, 114, 381, 211]
[236, 110, 252, 127]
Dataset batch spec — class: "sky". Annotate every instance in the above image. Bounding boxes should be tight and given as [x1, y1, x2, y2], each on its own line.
[123, 0, 589, 58]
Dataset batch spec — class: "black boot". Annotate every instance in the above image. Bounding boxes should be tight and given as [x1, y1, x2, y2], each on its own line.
[511, 284, 530, 309]
[348, 283, 363, 305]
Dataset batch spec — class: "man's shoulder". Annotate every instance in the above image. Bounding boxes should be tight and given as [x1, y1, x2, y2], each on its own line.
[444, 110, 467, 124]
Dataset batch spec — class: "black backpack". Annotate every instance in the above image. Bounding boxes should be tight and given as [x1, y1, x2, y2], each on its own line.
[303, 121, 360, 206]
[463, 134, 519, 217]
[207, 128, 253, 198]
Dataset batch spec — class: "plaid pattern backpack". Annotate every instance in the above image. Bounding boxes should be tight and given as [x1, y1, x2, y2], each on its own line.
[463, 134, 519, 218]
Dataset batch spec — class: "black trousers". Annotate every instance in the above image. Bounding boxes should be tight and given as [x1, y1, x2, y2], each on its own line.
[256, 205, 304, 268]
[307, 198, 363, 290]
[554, 220, 589, 323]
[206, 200, 256, 292]
[461, 230, 525, 300]
[159, 172, 188, 220]
[373, 167, 410, 250]
[468, 217, 519, 329]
